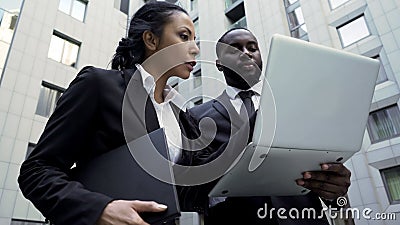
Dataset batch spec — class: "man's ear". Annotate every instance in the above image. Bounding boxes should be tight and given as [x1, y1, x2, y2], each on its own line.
[143, 30, 159, 52]
[216, 59, 224, 71]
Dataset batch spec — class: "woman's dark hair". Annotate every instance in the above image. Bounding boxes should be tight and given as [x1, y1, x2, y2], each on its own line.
[112, 2, 188, 70]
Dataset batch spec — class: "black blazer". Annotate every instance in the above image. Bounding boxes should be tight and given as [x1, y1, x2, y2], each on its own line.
[186, 91, 329, 225]
[18, 66, 197, 225]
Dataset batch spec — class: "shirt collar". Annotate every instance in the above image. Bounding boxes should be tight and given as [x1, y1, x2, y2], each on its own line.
[135, 64, 186, 110]
[226, 80, 263, 100]
[136, 64, 155, 96]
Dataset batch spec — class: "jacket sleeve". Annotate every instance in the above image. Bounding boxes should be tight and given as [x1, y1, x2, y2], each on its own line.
[18, 67, 113, 225]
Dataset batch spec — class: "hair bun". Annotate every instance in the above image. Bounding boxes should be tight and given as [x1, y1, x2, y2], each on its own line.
[111, 2, 187, 70]
[116, 37, 134, 53]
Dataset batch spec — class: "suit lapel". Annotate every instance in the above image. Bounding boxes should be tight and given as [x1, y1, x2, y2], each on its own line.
[169, 102, 181, 122]
[122, 68, 160, 142]
[213, 91, 244, 129]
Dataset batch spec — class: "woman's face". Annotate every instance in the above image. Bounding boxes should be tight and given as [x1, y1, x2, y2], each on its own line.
[153, 12, 199, 80]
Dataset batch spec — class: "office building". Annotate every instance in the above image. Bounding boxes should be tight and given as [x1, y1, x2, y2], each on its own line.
[0, 0, 399, 224]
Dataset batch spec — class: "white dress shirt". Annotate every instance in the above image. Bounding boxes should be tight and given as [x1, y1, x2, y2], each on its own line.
[136, 64, 185, 163]
[209, 80, 263, 207]
[225, 80, 263, 114]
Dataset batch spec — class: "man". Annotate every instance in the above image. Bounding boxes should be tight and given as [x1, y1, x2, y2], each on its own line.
[186, 28, 351, 224]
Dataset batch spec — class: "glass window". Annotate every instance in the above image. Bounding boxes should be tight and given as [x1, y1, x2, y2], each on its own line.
[62, 39, 79, 66]
[230, 16, 247, 29]
[26, 143, 36, 159]
[373, 55, 388, 84]
[190, 0, 198, 12]
[284, 0, 308, 41]
[35, 82, 65, 118]
[337, 16, 370, 47]
[367, 105, 400, 143]
[193, 98, 203, 106]
[119, 0, 129, 15]
[290, 24, 308, 39]
[288, 7, 305, 28]
[193, 70, 201, 88]
[48, 35, 64, 62]
[381, 166, 400, 204]
[192, 19, 201, 60]
[1, 0, 24, 82]
[9, 15, 17, 29]
[284, 0, 299, 7]
[58, 0, 87, 22]
[0, 8, 4, 24]
[193, 18, 200, 40]
[225, 0, 241, 9]
[11, 219, 46, 225]
[48, 32, 80, 67]
[171, 81, 179, 92]
[71, 0, 86, 21]
[329, 0, 350, 9]
[59, 0, 72, 14]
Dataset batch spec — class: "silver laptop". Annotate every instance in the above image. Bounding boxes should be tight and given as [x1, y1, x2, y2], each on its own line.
[209, 34, 379, 197]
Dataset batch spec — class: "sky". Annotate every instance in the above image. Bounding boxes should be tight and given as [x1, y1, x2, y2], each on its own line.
[0, 0, 23, 11]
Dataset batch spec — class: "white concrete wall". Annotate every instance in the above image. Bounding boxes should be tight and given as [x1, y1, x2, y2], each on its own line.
[0, 0, 399, 224]
[0, 0, 128, 223]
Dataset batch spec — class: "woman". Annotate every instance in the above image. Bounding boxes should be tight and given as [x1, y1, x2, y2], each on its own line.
[18, 2, 199, 225]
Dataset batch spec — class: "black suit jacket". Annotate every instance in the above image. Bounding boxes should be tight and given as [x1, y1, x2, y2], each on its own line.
[186, 91, 329, 225]
[18, 66, 197, 225]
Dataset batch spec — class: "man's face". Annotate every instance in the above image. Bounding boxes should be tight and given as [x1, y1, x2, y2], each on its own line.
[216, 29, 263, 90]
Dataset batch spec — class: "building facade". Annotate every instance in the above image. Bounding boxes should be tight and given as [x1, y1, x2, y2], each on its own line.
[0, 0, 141, 224]
[0, 0, 399, 224]
[181, 1, 400, 225]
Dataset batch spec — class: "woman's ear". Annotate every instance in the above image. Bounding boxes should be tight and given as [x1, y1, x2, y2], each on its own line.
[143, 30, 159, 52]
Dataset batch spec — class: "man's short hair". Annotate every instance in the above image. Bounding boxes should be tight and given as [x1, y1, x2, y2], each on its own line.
[216, 27, 252, 57]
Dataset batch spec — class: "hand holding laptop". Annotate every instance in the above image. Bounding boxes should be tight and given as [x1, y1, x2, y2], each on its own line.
[296, 163, 351, 200]
[209, 34, 378, 197]
[97, 200, 168, 225]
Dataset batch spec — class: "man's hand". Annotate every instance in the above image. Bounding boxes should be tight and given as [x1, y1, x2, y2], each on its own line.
[96, 200, 168, 225]
[296, 163, 351, 200]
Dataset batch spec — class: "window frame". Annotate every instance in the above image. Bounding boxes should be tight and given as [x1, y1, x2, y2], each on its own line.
[26, 143, 36, 159]
[284, 0, 309, 41]
[171, 81, 179, 92]
[11, 218, 47, 225]
[193, 17, 200, 41]
[193, 97, 203, 106]
[58, 0, 88, 22]
[190, 0, 198, 12]
[373, 55, 388, 85]
[119, 0, 129, 15]
[230, 15, 247, 29]
[381, 166, 400, 205]
[48, 31, 81, 67]
[367, 105, 400, 144]
[328, 0, 350, 10]
[193, 69, 202, 88]
[337, 15, 371, 48]
[35, 81, 65, 118]
[283, 0, 299, 7]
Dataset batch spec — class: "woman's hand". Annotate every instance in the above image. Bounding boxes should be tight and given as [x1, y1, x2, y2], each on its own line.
[96, 200, 168, 225]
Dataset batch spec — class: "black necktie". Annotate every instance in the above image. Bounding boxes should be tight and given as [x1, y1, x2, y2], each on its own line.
[238, 90, 255, 117]
[239, 90, 256, 142]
